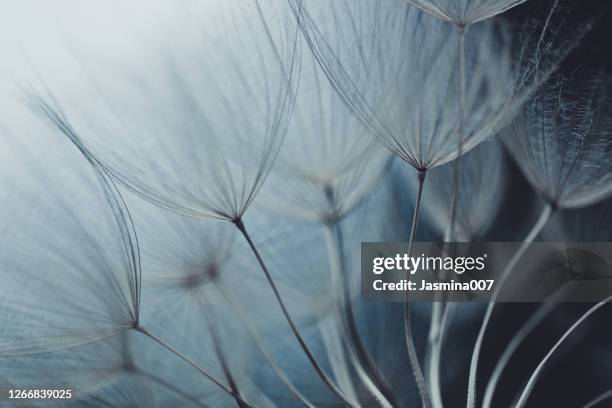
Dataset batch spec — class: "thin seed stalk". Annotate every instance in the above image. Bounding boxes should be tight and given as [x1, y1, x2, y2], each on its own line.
[426, 300, 445, 408]
[408, 170, 427, 256]
[582, 389, 612, 408]
[466, 203, 554, 408]
[429, 24, 469, 408]
[426, 245, 454, 408]
[217, 285, 315, 408]
[324, 221, 401, 408]
[318, 315, 361, 404]
[404, 170, 431, 408]
[234, 218, 356, 408]
[428, 283, 461, 408]
[199, 296, 248, 408]
[445, 24, 468, 244]
[515, 295, 612, 408]
[482, 286, 568, 408]
[134, 326, 245, 403]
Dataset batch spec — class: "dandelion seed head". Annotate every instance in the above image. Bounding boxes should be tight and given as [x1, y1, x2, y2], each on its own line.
[0, 115, 141, 355]
[290, 0, 557, 173]
[31, 0, 298, 223]
[504, 72, 612, 209]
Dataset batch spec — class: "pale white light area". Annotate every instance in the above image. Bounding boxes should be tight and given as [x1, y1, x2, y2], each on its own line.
[0, 0, 216, 126]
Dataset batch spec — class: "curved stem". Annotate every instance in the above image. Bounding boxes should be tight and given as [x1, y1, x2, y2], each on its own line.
[199, 296, 249, 408]
[318, 317, 361, 404]
[426, 311, 445, 408]
[445, 24, 468, 244]
[430, 24, 468, 408]
[426, 287, 450, 408]
[134, 326, 247, 404]
[218, 285, 315, 408]
[482, 285, 568, 408]
[325, 222, 401, 408]
[408, 171, 427, 256]
[235, 218, 356, 407]
[466, 203, 553, 408]
[582, 389, 612, 408]
[404, 170, 431, 408]
[515, 296, 612, 408]
[428, 299, 458, 392]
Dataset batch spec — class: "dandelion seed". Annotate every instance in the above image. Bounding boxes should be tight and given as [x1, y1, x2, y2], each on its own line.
[398, 0, 528, 251]
[290, 1, 516, 173]
[400, 0, 527, 247]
